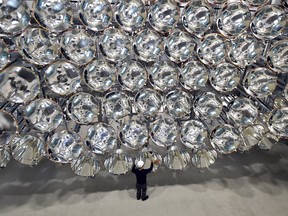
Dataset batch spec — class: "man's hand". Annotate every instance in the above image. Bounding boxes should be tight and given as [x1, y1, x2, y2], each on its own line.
[152, 159, 161, 165]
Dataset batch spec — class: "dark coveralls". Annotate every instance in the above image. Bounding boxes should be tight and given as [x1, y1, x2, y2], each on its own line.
[131, 162, 153, 200]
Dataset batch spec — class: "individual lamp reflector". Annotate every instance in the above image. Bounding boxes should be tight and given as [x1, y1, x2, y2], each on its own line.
[104, 149, 133, 175]
[71, 152, 101, 177]
[191, 148, 217, 169]
[163, 145, 190, 170]
[267, 39, 288, 74]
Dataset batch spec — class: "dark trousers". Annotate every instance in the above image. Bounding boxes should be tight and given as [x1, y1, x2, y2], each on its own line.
[136, 183, 147, 199]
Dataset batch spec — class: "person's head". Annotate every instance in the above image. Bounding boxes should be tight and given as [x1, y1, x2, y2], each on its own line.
[136, 160, 144, 169]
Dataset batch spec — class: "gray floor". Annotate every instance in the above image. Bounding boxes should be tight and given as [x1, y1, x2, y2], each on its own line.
[1, 144, 288, 216]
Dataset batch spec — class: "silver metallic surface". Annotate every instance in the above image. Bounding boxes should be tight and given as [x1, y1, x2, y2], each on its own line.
[0, 66, 40, 104]
[163, 145, 190, 170]
[268, 107, 288, 138]
[79, 0, 112, 32]
[250, 5, 287, 40]
[17, 27, 59, 65]
[226, 34, 264, 68]
[165, 89, 192, 119]
[197, 33, 227, 66]
[148, 0, 179, 34]
[0, 110, 18, 146]
[46, 130, 83, 163]
[24, 99, 63, 132]
[243, 67, 277, 98]
[99, 28, 131, 62]
[104, 149, 133, 175]
[217, 2, 251, 38]
[133, 29, 164, 62]
[102, 91, 131, 120]
[227, 98, 258, 127]
[0, 145, 11, 167]
[194, 92, 223, 120]
[66, 93, 100, 124]
[83, 60, 116, 92]
[71, 152, 101, 177]
[85, 122, 117, 154]
[240, 0, 269, 7]
[150, 116, 178, 148]
[0, 0, 30, 35]
[135, 88, 162, 116]
[180, 60, 208, 90]
[10, 133, 45, 166]
[115, 0, 146, 32]
[209, 62, 242, 92]
[182, 0, 213, 36]
[205, 0, 227, 5]
[119, 119, 148, 149]
[267, 39, 288, 74]
[118, 60, 147, 92]
[239, 124, 265, 151]
[210, 124, 242, 154]
[149, 61, 178, 91]
[135, 147, 162, 171]
[180, 120, 208, 149]
[33, 0, 73, 32]
[191, 148, 217, 168]
[45, 61, 81, 95]
[165, 30, 195, 63]
[0, 39, 10, 70]
[60, 28, 96, 65]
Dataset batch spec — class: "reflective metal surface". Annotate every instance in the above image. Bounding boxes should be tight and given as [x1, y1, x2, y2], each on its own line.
[10, 133, 45, 166]
[239, 124, 265, 151]
[46, 130, 83, 163]
[85, 122, 117, 154]
[0, 66, 40, 103]
[163, 145, 190, 170]
[165, 30, 195, 63]
[194, 92, 223, 120]
[180, 60, 208, 90]
[0, 110, 18, 145]
[182, 0, 213, 36]
[191, 148, 217, 168]
[115, 0, 146, 32]
[268, 107, 288, 138]
[149, 61, 178, 91]
[150, 116, 178, 148]
[67, 93, 100, 124]
[33, 0, 73, 32]
[0, 39, 10, 70]
[0, 0, 30, 35]
[243, 67, 277, 98]
[165, 89, 192, 119]
[217, 3, 251, 38]
[227, 98, 258, 127]
[226, 34, 264, 68]
[251, 5, 287, 40]
[267, 39, 288, 74]
[17, 27, 59, 65]
[180, 120, 208, 149]
[60, 28, 96, 65]
[135, 88, 162, 116]
[0, 145, 11, 168]
[209, 62, 241, 92]
[71, 152, 101, 177]
[79, 0, 112, 32]
[148, 0, 179, 34]
[83, 60, 116, 92]
[24, 99, 63, 132]
[45, 61, 81, 95]
[119, 119, 148, 149]
[133, 29, 164, 62]
[197, 33, 227, 66]
[135, 147, 162, 171]
[241, 0, 269, 7]
[102, 91, 131, 120]
[104, 149, 133, 175]
[118, 60, 147, 92]
[99, 28, 131, 62]
[210, 124, 241, 154]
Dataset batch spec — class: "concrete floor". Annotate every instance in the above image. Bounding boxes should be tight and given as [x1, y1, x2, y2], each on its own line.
[1, 144, 288, 216]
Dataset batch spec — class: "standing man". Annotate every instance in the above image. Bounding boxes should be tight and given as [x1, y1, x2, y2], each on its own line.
[131, 159, 160, 201]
